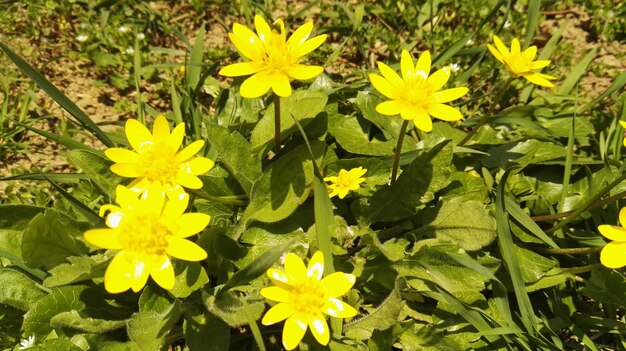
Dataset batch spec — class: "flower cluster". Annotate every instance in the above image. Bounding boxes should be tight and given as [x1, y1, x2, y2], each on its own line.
[324, 167, 367, 199]
[86, 115, 213, 293]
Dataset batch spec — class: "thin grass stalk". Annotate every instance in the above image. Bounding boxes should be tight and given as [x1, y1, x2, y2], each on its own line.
[391, 120, 410, 184]
[274, 94, 281, 153]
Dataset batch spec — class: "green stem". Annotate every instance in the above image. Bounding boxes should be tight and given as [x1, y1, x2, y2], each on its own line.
[274, 94, 281, 153]
[539, 247, 603, 255]
[457, 77, 513, 146]
[547, 172, 626, 234]
[531, 189, 626, 222]
[561, 263, 604, 275]
[187, 190, 249, 206]
[391, 120, 410, 184]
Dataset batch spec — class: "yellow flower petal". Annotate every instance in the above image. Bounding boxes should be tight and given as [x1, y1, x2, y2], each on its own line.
[522, 45, 537, 62]
[619, 207, 626, 226]
[110, 163, 140, 178]
[166, 122, 185, 150]
[598, 225, 626, 242]
[323, 176, 338, 183]
[104, 148, 139, 164]
[267, 268, 291, 287]
[427, 66, 451, 91]
[166, 236, 207, 261]
[130, 258, 150, 292]
[269, 72, 293, 97]
[307, 251, 324, 279]
[434, 87, 469, 103]
[415, 50, 431, 77]
[286, 21, 313, 46]
[175, 172, 203, 189]
[308, 313, 330, 346]
[260, 286, 290, 303]
[179, 157, 214, 175]
[254, 15, 272, 43]
[230, 24, 263, 61]
[152, 115, 170, 141]
[125, 119, 153, 152]
[286, 64, 324, 80]
[400, 49, 415, 80]
[175, 140, 205, 163]
[323, 297, 358, 318]
[104, 252, 133, 294]
[407, 110, 433, 132]
[523, 72, 555, 87]
[84, 228, 122, 250]
[262, 302, 295, 325]
[173, 213, 211, 238]
[149, 255, 175, 290]
[511, 38, 521, 55]
[290, 34, 327, 58]
[487, 44, 505, 63]
[321, 272, 356, 297]
[492, 35, 509, 57]
[282, 314, 308, 351]
[377, 61, 403, 87]
[375, 100, 402, 115]
[240, 72, 272, 98]
[600, 242, 626, 268]
[219, 61, 265, 77]
[127, 177, 149, 195]
[531, 60, 551, 70]
[284, 253, 307, 278]
[428, 103, 464, 121]
[369, 73, 396, 100]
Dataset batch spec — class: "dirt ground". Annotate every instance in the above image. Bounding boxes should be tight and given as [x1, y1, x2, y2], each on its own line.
[1, 4, 625, 189]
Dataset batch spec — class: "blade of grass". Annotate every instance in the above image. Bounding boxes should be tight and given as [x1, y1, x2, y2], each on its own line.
[1, 173, 88, 182]
[14, 121, 94, 151]
[577, 72, 626, 114]
[0, 43, 114, 147]
[496, 168, 536, 336]
[43, 175, 102, 224]
[241, 297, 266, 351]
[524, 0, 541, 49]
[505, 196, 558, 248]
[557, 48, 597, 95]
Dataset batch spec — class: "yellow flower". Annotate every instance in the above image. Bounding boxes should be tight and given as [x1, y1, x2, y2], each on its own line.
[219, 15, 327, 98]
[619, 121, 626, 147]
[105, 115, 214, 199]
[369, 50, 469, 132]
[487, 35, 556, 87]
[84, 185, 210, 293]
[324, 167, 367, 199]
[598, 207, 626, 268]
[260, 251, 357, 350]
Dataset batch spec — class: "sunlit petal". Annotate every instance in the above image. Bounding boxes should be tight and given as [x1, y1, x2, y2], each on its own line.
[523, 72, 555, 87]
[104, 253, 133, 294]
[262, 303, 295, 325]
[307, 251, 324, 279]
[149, 255, 175, 290]
[290, 34, 327, 58]
[321, 272, 356, 297]
[260, 286, 291, 303]
[240, 72, 272, 98]
[270, 72, 293, 97]
[598, 225, 626, 242]
[375, 100, 402, 115]
[369, 73, 396, 99]
[179, 157, 214, 175]
[282, 314, 308, 350]
[286, 64, 324, 80]
[84, 229, 122, 250]
[230, 24, 263, 61]
[600, 242, 626, 268]
[415, 50, 431, 77]
[427, 67, 451, 91]
[404, 109, 433, 132]
[428, 103, 464, 121]
[287, 21, 312, 46]
[125, 119, 153, 152]
[253, 15, 272, 44]
[152, 115, 170, 141]
[166, 123, 185, 150]
[104, 148, 139, 164]
[219, 61, 265, 77]
[487, 44, 504, 63]
[433, 87, 469, 103]
[284, 253, 307, 278]
[175, 172, 204, 189]
[324, 297, 358, 318]
[531, 60, 551, 70]
[308, 314, 330, 346]
[130, 255, 150, 292]
[173, 213, 211, 238]
[400, 49, 415, 79]
[377, 61, 403, 87]
[510, 38, 521, 55]
[175, 140, 205, 163]
[492, 35, 509, 56]
[110, 163, 140, 178]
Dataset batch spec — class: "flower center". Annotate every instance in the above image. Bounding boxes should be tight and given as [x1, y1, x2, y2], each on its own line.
[262, 31, 295, 73]
[139, 143, 179, 183]
[505, 53, 532, 75]
[400, 75, 433, 111]
[117, 213, 170, 256]
[335, 173, 357, 190]
[289, 276, 328, 316]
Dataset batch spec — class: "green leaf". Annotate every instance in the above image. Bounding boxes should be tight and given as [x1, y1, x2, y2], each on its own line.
[241, 141, 324, 225]
[557, 47, 598, 95]
[28, 338, 83, 351]
[344, 283, 404, 340]
[0, 268, 47, 310]
[220, 238, 294, 292]
[44, 254, 109, 288]
[581, 269, 626, 308]
[21, 210, 89, 271]
[23, 285, 112, 338]
[250, 90, 328, 151]
[0, 43, 113, 147]
[203, 290, 265, 327]
[67, 149, 122, 197]
[50, 310, 127, 333]
[128, 300, 182, 351]
[399, 324, 468, 351]
[420, 196, 496, 251]
[361, 140, 452, 223]
[170, 261, 209, 298]
[354, 92, 404, 140]
[184, 310, 230, 351]
[0, 205, 43, 259]
[514, 246, 557, 284]
[206, 124, 262, 195]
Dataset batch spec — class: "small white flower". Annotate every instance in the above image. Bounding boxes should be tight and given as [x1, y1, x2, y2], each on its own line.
[466, 38, 475, 45]
[136, 33, 145, 40]
[125, 47, 135, 54]
[76, 34, 88, 42]
[118, 25, 130, 33]
[19, 335, 35, 349]
[504, 20, 511, 28]
[450, 63, 461, 73]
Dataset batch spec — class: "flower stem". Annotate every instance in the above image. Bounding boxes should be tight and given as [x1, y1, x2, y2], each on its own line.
[531, 189, 626, 222]
[458, 77, 513, 146]
[561, 263, 604, 275]
[546, 172, 626, 234]
[391, 120, 410, 184]
[274, 94, 281, 153]
[538, 247, 603, 255]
